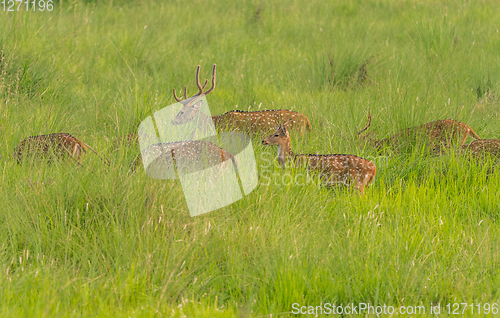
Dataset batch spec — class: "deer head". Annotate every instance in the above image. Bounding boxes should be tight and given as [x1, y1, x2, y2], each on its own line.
[261, 120, 292, 146]
[171, 64, 216, 126]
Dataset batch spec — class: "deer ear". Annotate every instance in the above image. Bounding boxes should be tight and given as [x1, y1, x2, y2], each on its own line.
[281, 125, 288, 135]
[189, 100, 203, 111]
[274, 125, 280, 131]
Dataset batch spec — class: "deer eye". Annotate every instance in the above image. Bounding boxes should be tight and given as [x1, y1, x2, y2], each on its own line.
[274, 134, 279, 137]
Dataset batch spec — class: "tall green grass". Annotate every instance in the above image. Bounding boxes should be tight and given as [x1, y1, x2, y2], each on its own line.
[1, 0, 500, 316]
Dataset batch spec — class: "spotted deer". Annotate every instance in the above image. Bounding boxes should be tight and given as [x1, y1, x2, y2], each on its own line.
[358, 112, 481, 153]
[13, 133, 110, 165]
[462, 139, 500, 159]
[262, 121, 376, 194]
[134, 140, 239, 177]
[171, 64, 312, 136]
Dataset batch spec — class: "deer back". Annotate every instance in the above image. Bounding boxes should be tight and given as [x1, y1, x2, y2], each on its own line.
[371, 119, 481, 153]
[14, 133, 86, 163]
[463, 139, 500, 158]
[215, 109, 311, 135]
[141, 140, 237, 174]
[293, 152, 373, 170]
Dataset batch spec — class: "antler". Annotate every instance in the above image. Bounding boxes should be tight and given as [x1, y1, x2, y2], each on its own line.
[173, 64, 217, 102]
[357, 111, 372, 136]
[204, 64, 216, 95]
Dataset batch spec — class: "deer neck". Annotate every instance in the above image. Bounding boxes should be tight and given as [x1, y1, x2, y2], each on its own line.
[193, 111, 210, 122]
[277, 138, 293, 168]
[193, 112, 214, 130]
[210, 115, 218, 127]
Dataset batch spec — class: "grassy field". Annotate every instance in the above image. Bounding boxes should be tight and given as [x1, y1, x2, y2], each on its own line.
[1, 0, 500, 316]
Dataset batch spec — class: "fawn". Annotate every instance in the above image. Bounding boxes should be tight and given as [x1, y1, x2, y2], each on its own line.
[462, 139, 500, 159]
[262, 121, 376, 194]
[171, 64, 312, 136]
[13, 133, 110, 165]
[358, 112, 481, 153]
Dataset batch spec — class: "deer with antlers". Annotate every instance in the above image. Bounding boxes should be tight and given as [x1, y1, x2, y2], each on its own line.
[462, 139, 500, 160]
[13, 133, 110, 166]
[171, 64, 312, 136]
[262, 121, 376, 194]
[358, 112, 481, 154]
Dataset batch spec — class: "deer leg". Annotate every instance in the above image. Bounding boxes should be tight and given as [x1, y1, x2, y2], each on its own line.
[353, 171, 366, 195]
[72, 144, 82, 162]
[460, 132, 469, 146]
[363, 173, 372, 188]
[344, 166, 359, 193]
[301, 123, 306, 137]
[357, 183, 365, 195]
[360, 173, 375, 195]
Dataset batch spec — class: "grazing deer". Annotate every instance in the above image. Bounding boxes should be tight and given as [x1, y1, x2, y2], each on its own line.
[13, 133, 110, 165]
[171, 64, 312, 136]
[211, 109, 312, 136]
[358, 113, 481, 153]
[262, 121, 376, 194]
[136, 140, 239, 177]
[462, 139, 500, 159]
